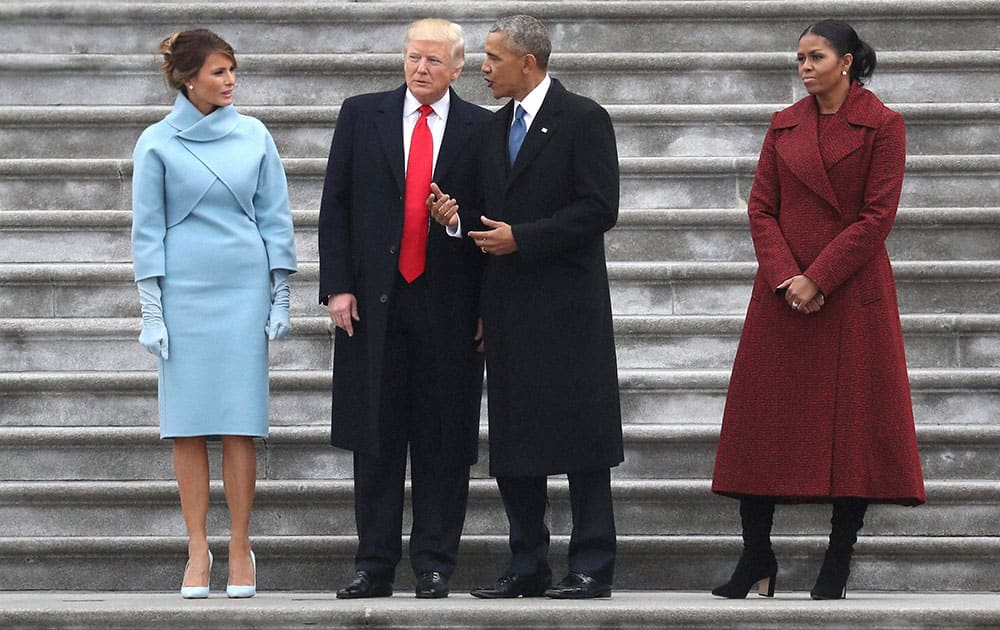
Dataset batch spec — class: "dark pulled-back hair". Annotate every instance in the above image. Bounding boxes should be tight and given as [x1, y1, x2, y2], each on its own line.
[157, 29, 236, 93]
[800, 19, 876, 86]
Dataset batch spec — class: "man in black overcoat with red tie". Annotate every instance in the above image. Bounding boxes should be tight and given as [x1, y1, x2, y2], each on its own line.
[317, 18, 490, 599]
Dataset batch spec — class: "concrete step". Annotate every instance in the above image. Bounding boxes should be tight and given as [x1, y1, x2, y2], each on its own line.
[2, 479, 996, 538]
[3, 260, 1000, 318]
[0, 534, 996, 592]
[3, 103, 997, 158]
[0, 423, 996, 481]
[604, 260, 1000, 315]
[4, 206, 1000, 264]
[1, 591, 998, 630]
[0, 317, 334, 372]
[3, 0, 996, 54]
[606, 207, 1000, 263]
[5, 314, 1000, 371]
[1, 154, 998, 211]
[2, 51, 997, 106]
[3, 368, 997, 429]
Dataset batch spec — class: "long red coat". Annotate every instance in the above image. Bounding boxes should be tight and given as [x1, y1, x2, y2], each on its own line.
[712, 84, 926, 506]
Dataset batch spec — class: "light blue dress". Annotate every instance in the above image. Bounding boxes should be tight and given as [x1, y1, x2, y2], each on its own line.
[131, 94, 297, 438]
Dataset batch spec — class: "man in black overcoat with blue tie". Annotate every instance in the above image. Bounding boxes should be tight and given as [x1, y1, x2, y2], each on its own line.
[431, 14, 624, 599]
[317, 19, 490, 599]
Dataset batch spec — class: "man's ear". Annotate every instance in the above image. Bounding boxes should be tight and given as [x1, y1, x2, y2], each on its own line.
[522, 53, 537, 73]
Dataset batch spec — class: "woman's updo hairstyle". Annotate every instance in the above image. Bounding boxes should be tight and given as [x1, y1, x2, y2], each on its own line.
[158, 29, 236, 94]
[800, 19, 876, 86]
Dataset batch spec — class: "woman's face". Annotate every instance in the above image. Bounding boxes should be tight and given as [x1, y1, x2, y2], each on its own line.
[796, 33, 851, 97]
[186, 51, 236, 115]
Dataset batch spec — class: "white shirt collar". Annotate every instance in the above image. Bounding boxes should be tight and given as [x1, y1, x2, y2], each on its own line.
[404, 88, 451, 121]
[512, 73, 551, 124]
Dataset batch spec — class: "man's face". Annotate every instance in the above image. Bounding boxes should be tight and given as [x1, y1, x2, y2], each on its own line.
[404, 39, 461, 104]
[482, 32, 527, 101]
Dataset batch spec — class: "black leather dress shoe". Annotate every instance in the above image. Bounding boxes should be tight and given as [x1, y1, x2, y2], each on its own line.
[336, 570, 393, 599]
[544, 573, 612, 599]
[470, 572, 552, 599]
[415, 571, 449, 598]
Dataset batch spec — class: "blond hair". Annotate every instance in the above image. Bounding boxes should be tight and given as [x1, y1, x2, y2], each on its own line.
[404, 19, 465, 68]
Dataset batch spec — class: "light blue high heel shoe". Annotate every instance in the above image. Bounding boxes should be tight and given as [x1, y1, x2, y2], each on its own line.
[226, 550, 256, 598]
[180, 550, 212, 599]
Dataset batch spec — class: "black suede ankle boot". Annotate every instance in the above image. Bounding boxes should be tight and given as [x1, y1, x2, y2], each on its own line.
[810, 498, 868, 600]
[713, 496, 778, 598]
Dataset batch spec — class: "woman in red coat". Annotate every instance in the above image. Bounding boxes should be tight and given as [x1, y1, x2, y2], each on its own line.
[711, 20, 925, 600]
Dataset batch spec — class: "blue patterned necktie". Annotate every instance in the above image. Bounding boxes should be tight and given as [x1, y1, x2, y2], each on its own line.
[507, 105, 526, 167]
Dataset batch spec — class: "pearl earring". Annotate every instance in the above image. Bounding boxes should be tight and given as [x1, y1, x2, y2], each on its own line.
[841, 70, 848, 76]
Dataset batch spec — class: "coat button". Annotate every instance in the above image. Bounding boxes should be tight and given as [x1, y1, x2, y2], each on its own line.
[379, 294, 388, 304]
[389, 246, 397, 255]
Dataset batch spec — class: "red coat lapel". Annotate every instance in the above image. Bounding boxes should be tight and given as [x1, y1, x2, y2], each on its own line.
[772, 94, 841, 213]
[772, 83, 884, 216]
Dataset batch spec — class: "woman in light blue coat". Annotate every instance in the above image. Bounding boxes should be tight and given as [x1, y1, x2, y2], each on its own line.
[131, 29, 297, 599]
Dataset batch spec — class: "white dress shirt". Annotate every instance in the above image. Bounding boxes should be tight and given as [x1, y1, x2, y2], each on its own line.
[403, 89, 449, 177]
[448, 75, 552, 237]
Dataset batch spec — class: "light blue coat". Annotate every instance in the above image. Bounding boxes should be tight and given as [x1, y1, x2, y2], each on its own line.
[131, 94, 297, 438]
[133, 93, 297, 280]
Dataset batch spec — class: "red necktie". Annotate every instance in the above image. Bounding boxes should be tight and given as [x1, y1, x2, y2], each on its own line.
[399, 104, 434, 282]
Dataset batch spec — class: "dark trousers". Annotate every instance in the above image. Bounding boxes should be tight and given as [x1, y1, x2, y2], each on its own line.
[496, 468, 616, 584]
[353, 273, 471, 581]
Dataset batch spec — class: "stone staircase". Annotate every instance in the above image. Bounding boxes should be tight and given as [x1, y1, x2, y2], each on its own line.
[0, 1, 998, 628]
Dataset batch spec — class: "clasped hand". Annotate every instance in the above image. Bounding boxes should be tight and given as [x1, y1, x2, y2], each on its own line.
[778, 275, 824, 314]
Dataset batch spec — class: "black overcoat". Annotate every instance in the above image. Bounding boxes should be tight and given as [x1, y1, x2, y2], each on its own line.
[318, 85, 490, 464]
[475, 78, 624, 477]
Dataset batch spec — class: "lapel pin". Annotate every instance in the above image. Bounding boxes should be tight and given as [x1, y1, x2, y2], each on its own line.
[541, 127, 548, 133]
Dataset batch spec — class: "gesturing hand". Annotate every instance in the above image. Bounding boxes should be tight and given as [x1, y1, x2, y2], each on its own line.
[468, 216, 518, 256]
[427, 183, 459, 228]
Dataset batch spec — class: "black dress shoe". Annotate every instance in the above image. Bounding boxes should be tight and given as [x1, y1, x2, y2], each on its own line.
[544, 573, 612, 599]
[336, 570, 393, 599]
[469, 572, 552, 598]
[415, 571, 449, 598]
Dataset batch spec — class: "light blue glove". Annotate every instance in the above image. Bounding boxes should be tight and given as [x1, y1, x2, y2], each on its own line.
[266, 269, 291, 341]
[137, 277, 169, 360]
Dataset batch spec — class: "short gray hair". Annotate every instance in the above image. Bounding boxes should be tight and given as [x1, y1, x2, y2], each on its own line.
[489, 15, 551, 69]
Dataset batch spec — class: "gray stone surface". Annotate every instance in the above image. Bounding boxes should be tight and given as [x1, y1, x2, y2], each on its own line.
[0, 591, 998, 630]
[0, 534, 998, 592]
[0, 423, 996, 482]
[3, 0, 998, 55]
[2, 51, 998, 106]
[2, 479, 997, 538]
[4, 103, 996, 159]
[5, 314, 999, 371]
[2, 368, 998, 428]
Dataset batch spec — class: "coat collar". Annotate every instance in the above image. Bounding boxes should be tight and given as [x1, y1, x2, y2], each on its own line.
[374, 85, 477, 195]
[375, 85, 408, 195]
[165, 93, 239, 142]
[164, 93, 254, 220]
[504, 77, 566, 188]
[434, 88, 477, 184]
[772, 83, 883, 214]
